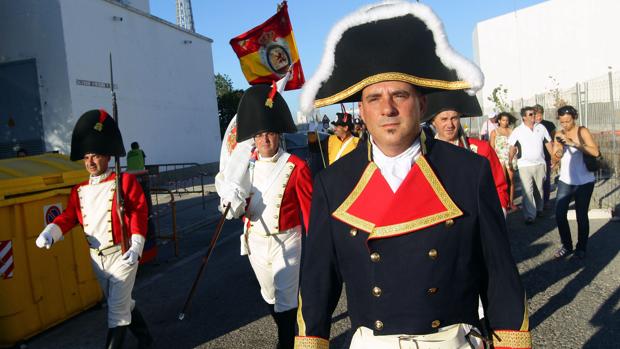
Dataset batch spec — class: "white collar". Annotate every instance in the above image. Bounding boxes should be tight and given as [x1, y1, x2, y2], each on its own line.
[371, 136, 421, 192]
[89, 169, 113, 185]
[258, 147, 284, 163]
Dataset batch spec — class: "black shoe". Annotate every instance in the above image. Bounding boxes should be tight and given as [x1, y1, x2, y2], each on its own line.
[536, 211, 544, 218]
[272, 308, 297, 349]
[129, 308, 154, 349]
[525, 217, 535, 225]
[106, 326, 128, 349]
[573, 250, 586, 260]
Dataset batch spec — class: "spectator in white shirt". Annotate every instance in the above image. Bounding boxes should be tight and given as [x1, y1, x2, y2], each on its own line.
[479, 114, 498, 141]
[508, 106, 554, 224]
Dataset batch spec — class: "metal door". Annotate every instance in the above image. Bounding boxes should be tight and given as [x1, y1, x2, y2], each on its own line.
[0, 59, 44, 159]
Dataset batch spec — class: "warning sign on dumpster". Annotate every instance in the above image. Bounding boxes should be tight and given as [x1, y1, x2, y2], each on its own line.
[43, 203, 63, 225]
[0, 240, 14, 279]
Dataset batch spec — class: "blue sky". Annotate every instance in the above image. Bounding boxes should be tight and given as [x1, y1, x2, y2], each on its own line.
[150, 0, 546, 119]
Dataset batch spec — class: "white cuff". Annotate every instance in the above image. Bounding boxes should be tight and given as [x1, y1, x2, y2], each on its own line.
[48, 223, 64, 242]
[129, 234, 146, 257]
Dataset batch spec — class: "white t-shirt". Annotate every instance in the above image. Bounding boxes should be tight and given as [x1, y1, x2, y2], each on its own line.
[559, 145, 595, 185]
[508, 123, 550, 168]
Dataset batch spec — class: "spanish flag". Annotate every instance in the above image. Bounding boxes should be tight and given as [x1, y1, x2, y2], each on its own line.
[229, 1, 305, 90]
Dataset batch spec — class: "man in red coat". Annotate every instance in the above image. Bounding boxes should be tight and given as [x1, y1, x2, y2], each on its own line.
[35, 110, 152, 349]
[215, 85, 312, 349]
[427, 90, 510, 214]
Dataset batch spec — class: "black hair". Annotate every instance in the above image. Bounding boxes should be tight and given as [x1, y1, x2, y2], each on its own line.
[520, 106, 535, 117]
[497, 112, 516, 125]
[557, 105, 578, 119]
[131, 142, 139, 149]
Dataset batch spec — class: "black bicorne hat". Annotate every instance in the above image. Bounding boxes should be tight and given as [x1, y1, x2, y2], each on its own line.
[424, 89, 483, 122]
[299, 1, 484, 114]
[331, 112, 354, 128]
[70, 109, 125, 161]
[236, 84, 297, 142]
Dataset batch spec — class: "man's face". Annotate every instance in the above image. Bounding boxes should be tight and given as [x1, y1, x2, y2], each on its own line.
[334, 125, 350, 139]
[359, 81, 425, 153]
[83, 153, 110, 176]
[254, 131, 280, 157]
[523, 110, 535, 127]
[432, 110, 460, 142]
[535, 111, 544, 123]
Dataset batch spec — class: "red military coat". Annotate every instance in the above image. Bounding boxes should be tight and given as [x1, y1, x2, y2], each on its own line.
[467, 138, 509, 209]
[53, 172, 148, 242]
[243, 154, 313, 233]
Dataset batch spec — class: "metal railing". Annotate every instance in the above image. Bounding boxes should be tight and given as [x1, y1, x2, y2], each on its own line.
[145, 162, 210, 209]
[151, 187, 178, 257]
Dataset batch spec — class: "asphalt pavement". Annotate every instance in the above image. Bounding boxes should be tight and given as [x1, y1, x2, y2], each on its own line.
[22, 188, 620, 349]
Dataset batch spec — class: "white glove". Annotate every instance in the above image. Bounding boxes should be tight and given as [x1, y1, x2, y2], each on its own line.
[219, 189, 247, 220]
[35, 224, 63, 249]
[121, 234, 145, 266]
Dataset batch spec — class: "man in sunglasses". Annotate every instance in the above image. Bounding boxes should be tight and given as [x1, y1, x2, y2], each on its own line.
[508, 106, 554, 224]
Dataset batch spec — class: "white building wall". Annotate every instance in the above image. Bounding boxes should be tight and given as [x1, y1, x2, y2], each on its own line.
[0, 0, 75, 152]
[0, 0, 220, 165]
[474, 0, 620, 115]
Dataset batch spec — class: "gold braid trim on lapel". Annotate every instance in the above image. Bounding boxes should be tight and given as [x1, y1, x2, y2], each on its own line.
[492, 330, 532, 349]
[331, 163, 378, 233]
[368, 155, 462, 239]
[294, 336, 329, 349]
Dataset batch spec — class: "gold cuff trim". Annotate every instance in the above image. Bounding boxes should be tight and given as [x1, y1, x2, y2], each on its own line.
[294, 336, 329, 349]
[492, 330, 532, 349]
[314, 72, 471, 108]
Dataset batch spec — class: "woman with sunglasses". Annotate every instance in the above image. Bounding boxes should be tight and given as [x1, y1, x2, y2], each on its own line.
[552, 105, 600, 260]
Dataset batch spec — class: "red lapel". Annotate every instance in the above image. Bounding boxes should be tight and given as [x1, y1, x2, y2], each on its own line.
[332, 156, 463, 240]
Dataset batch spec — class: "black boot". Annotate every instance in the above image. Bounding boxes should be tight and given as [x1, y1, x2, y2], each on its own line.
[105, 325, 128, 349]
[129, 308, 154, 349]
[273, 308, 297, 349]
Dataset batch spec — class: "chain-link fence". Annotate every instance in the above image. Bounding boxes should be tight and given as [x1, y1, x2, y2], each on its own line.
[488, 71, 620, 212]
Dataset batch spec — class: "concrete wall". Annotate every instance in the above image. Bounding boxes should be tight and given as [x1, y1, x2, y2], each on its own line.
[0, 0, 220, 165]
[474, 0, 620, 115]
[0, 0, 75, 153]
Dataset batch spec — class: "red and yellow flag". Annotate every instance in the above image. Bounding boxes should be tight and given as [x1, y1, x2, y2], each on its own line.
[229, 2, 304, 90]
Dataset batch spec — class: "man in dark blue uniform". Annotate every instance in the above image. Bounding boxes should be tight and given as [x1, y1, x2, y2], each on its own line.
[294, 2, 531, 349]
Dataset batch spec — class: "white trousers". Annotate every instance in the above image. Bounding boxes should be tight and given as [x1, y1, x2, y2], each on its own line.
[517, 163, 546, 219]
[349, 324, 482, 349]
[90, 248, 138, 328]
[244, 227, 302, 312]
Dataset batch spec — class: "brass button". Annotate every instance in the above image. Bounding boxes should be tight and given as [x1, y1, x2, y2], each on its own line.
[349, 228, 357, 237]
[273, 215, 278, 219]
[427, 287, 438, 295]
[370, 252, 381, 263]
[431, 320, 441, 328]
[275, 204, 281, 208]
[372, 286, 382, 297]
[444, 219, 454, 227]
[428, 249, 438, 260]
[374, 320, 384, 331]
[277, 194, 283, 198]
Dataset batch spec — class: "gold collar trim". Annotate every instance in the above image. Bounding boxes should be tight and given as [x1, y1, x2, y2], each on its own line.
[332, 156, 462, 239]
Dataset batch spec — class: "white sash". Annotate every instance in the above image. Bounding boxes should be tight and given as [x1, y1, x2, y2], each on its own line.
[334, 136, 354, 161]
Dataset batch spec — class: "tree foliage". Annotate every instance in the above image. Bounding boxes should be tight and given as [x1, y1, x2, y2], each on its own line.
[487, 85, 511, 113]
[215, 73, 243, 138]
[215, 73, 234, 97]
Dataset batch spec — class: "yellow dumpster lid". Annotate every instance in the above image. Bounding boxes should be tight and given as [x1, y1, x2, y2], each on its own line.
[0, 153, 88, 200]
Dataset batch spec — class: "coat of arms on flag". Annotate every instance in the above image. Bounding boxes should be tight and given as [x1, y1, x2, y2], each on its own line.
[229, 1, 304, 90]
[0, 240, 14, 279]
